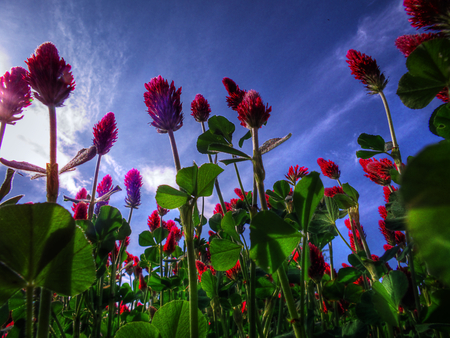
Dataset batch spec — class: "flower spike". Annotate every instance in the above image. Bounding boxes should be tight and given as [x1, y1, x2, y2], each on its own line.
[0, 67, 32, 125]
[190, 94, 211, 122]
[124, 168, 143, 209]
[317, 158, 340, 180]
[93, 112, 118, 156]
[237, 90, 271, 129]
[222, 77, 246, 110]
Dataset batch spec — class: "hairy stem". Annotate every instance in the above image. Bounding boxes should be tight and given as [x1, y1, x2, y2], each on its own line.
[88, 155, 102, 220]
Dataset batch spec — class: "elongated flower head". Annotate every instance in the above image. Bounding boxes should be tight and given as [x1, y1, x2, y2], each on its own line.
[222, 77, 246, 110]
[324, 186, 344, 198]
[379, 220, 396, 246]
[225, 260, 241, 280]
[395, 33, 442, 57]
[73, 202, 87, 220]
[346, 49, 388, 94]
[308, 243, 326, 283]
[285, 165, 309, 185]
[144, 75, 183, 133]
[190, 94, 211, 122]
[213, 202, 232, 216]
[157, 204, 169, 216]
[317, 158, 340, 180]
[71, 187, 88, 212]
[378, 205, 388, 220]
[147, 210, 161, 232]
[383, 185, 398, 203]
[359, 158, 394, 186]
[95, 174, 113, 214]
[165, 219, 176, 232]
[26, 42, 75, 107]
[163, 230, 177, 255]
[237, 89, 271, 129]
[93, 112, 118, 155]
[124, 168, 143, 209]
[403, 0, 450, 30]
[0, 67, 32, 125]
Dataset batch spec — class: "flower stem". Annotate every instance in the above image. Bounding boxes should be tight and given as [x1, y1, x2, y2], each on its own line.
[0, 121, 6, 152]
[88, 155, 102, 220]
[406, 231, 421, 318]
[168, 129, 181, 172]
[107, 248, 117, 338]
[26, 284, 34, 338]
[37, 288, 53, 338]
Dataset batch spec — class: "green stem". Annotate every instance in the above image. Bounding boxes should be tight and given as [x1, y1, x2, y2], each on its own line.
[27, 285, 34, 338]
[276, 292, 283, 336]
[233, 162, 251, 211]
[278, 264, 303, 338]
[37, 288, 52, 338]
[168, 129, 181, 172]
[299, 235, 308, 338]
[107, 249, 118, 338]
[329, 241, 339, 327]
[0, 121, 6, 152]
[88, 155, 102, 220]
[73, 293, 83, 338]
[51, 307, 67, 338]
[47, 105, 58, 203]
[248, 260, 257, 338]
[406, 231, 421, 318]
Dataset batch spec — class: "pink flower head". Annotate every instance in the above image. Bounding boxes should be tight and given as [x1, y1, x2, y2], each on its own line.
[93, 112, 118, 156]
[384, 244, 394, 251]
[0, 67, 32, 125]
[378, 205, 388, 220]
[383, 185, 398, 203]
[95, 175, 113, 214]
[348, 229, 364, 252]
[124, 168, 143, 209]
[144, 75, 183, 133]
[225, 260, 241, 280]
[346, 49, 388, 94]
[237, 90, 271, 129]
[71, 187, 88, 212]
[317, 158, 340, 180]
[285, 165, 309, 185]
[138, 273, 147, 290]
[147, 210, 161, 232]
[222, 77, 247, 110]
[292, 249, 300, 263]
[213, 202, 232, 216]
[73, 202, 88, 220]
[190, 94, 211, 122]
[195, 260, 208, 281]
[26, 42, 75, 107]
[171, 226, 183, 242]
[395, 33, 442, 57]
[359, 158, 394, 186]
[395, 231, 406, 246]
[163, 230, 177, 255]
[403, 0, 448, 30]
[165, 219, 176, 232]
[324, 186, 344, 198]
[379, 220, 396, 246]
[157, 204, 169, 217]
[234, 188, 250, 201]
[308, 243, 326, 283]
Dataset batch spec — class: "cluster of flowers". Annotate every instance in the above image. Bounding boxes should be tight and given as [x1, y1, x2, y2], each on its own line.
[147, 206, 183, 255]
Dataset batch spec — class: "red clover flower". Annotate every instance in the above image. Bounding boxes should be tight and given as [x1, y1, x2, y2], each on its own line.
[237, 90, 271, 129]
[308, 243, 326, 283]
[93, 112, 118, 156]
[395, 33, 442, 57]
[73, 202, 88, 220]
[324, 186, 344, 198]
[163, 230, 177, 255]
[190, 94, 211, 122]
[0, 67, 32, 125]
[403, 0, 450, 31]
[317, 158, 341, 180]
[157, 204, 169, 217]
[71, 187, 88, 212]
[26, 42, 75, 107]
[285, 165, 309, 185]
[147, 210, 161, 232]
[124, 168, 143, 209]
[222, 77, 246, 110]
[144, 75, 183, 133]
[359, 158, 395, 186]
[346, 49, 388, 94]
[95, 174, 113, 214]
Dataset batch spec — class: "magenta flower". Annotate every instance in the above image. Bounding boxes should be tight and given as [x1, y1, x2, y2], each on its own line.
[383, 185, 398, 203]
[0, 67, 32, 125]
[73, 202, 88, 220]
[403, 0, 447, 30]
[26, 42, 75, 107]
[144, 75, 183, 133]
[222, 77, 247, 110]
[359, 158, 394, 186]
[395, 33, 442, 57]
[308, 243, 326, 283]
[317, 158, 340, 180]
[71, 187, 88, 212]
[324, 186, 344, 198]
[378, 205, 388, 220]
[237, 90, 271, 129]
[346, 49, 388, 94]
[124, 168, 143, 209]
[95, 174, 113, 214]
[147, 210, 161, 232]
[190, 94, 211, 122]
[163, 230, 177, 255]
[213, 202, 232, 216]
[379, 220, 396, 247]
[285, 165, 309, 185]
[157, 204, 169, 217]
[93, 112, 118, 156]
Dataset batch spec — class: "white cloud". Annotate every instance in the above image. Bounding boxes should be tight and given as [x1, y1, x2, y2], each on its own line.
[141, 165, 177, 194]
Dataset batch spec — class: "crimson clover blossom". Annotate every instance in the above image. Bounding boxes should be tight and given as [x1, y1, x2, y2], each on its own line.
[190, 94, 211, 122]
[93, 112, 118, 156]
[124, 168, 143, 209]
[0, 67, 32, 125]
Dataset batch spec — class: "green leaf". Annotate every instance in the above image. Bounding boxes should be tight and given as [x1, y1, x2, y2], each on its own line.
[397, 39, 450, 109]
[0, 203, 95, 306]
[239, 130, 251, 148]
[432, 103, 450, 139]
[0, 195, 23, 207]
[139, 231, 156, 247]
[342, 183, 359, 202]
[382, 270, 409, 308]
[208, 115, 235, 144]
[208, 143, 251, 159]
[337, 267, 362, 284]
[356, 150, 384, 159]
[200, 270, 217, 299]
[344, 283, 364, 303]
[342, 320, 368, 338]
[176, 165, 198, 196]
[273, 180, 291, 200]
[332, 193, 356, 209]
[95, 205, 123, 239]
[115, 322, 161, 338]
[293, 172, 324, 231]
[153, 227, 169, 244]
[249, 210, 303, 274]
[423, 289, 450, 324]
[209, 213, 222, 232]
[379, 246, 401, 263]
[151, 300, 208, 338]
[219, 157, 251, 166]
[259, 134, 292, 155]
[196, 163, 224, 197]
[156, 185, 189, 209]
[0, 169, 15, 202]
[322, 280, 345, 300]
[210, 239, 242, 271]
[197, 130, 228, 154]
[355, 291, 382, 325]
[144, 247, 160, 265]
[221, 211, 241, 243]
[401, 141, 450, 284]
[357, 133, 386, 152]
[255, 277, 275, 299]
[384, 217, 406, 231]
[117, 219, 132, 241]
[372, 281, 399, 326]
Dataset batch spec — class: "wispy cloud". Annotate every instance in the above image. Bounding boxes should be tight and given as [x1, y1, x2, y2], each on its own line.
[141, 164, 177, 195]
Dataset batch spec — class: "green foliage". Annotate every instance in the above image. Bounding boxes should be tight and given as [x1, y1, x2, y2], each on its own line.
[156, 185, 189, 209]
[210, 238, 242, 271]
[114, 322, 161, 338]
[429, 103, 450, 139]
[293, 171, 324, 231]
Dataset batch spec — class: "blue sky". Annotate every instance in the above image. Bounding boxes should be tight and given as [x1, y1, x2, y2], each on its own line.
[0, 0, 441, 267]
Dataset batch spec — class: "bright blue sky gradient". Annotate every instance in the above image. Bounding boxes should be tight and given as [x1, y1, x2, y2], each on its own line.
[0, 0, 441, 267]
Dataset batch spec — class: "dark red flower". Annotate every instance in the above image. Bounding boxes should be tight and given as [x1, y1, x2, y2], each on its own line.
[383, 185, 398, 203]
[436, 88, 450, 102]
[324, 262, 337, 278]
[379, 220, 396, 246]
[308, 243, 326, 282]
[73, 202, 87, 220]
[138, 273, 147, 290]
[384, 244, 394, 251]
[317, 158, 340, 180]
[157, 204, 169, 217]
[236, 90, 271, 129]
[213, 202, 232, 216]
[0, 67, 32, 125]
[395, 33, 442, 56]
[163, 230, 177, 255]
[234, 188, 250, 201]
[395, 231, 406, 246]
[225, 260, 241, 280]
[324, 186, 344, 198]
[93, 112, 118, 156]
[144, 75, 183, 134]
[378, 206, 388, 220]
[95, 175, 113, 214]
[285, 165, 309, 185]
[359, 158, 394, 186]
[292, 249, 300, 263]
[26, 42, 75, 107]
[195, 260, 210, 282]
[346, 49, 388, 94]
[124, 168, 143, 209]
[222, 77, 247, 110]
[71, 187, 88, 212]
[190, 94, 211, 122]
[165, 219, 176, 232]
[148, 210, 161, 232]
[403, 0, 449, 30]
